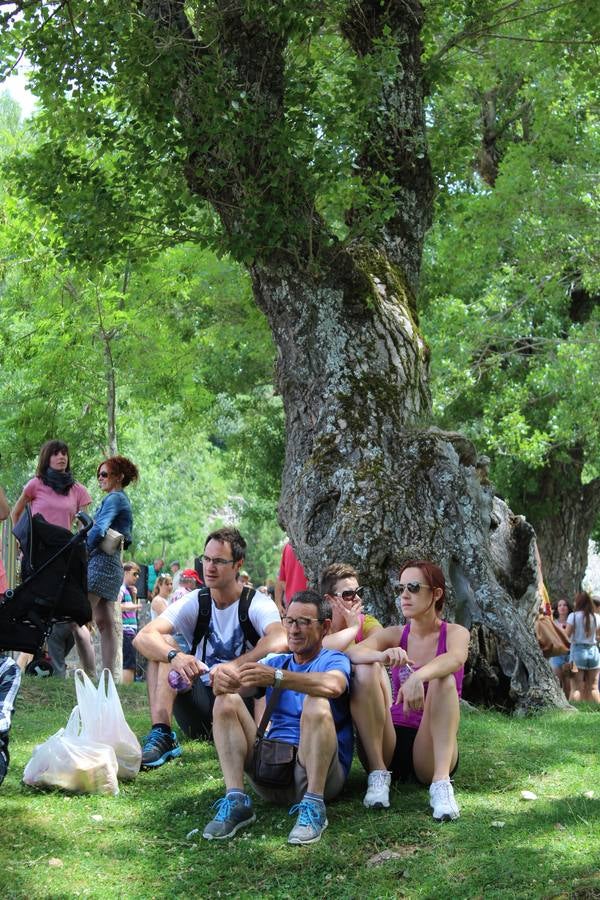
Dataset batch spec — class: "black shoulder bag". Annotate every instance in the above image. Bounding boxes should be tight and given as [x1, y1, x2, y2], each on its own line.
[251, 660, 297, 788]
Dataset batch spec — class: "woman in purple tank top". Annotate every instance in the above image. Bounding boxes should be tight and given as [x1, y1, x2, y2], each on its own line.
[347, 560, 470, 822]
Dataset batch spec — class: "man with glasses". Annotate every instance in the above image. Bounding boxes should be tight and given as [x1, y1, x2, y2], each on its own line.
[202, 589, 353, 846]
[203, 591, 353, 844]
[134, 528, 286, 768]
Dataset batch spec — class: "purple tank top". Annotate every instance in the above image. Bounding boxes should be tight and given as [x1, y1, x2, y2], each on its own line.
[390, 620, 464, 731]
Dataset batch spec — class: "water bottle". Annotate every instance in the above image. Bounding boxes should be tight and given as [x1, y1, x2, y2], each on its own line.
[394, 664, 414, 705]
[168, 669, 192, 693]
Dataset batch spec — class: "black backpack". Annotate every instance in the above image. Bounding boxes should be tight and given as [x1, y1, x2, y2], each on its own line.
[190, 586, 260, 661]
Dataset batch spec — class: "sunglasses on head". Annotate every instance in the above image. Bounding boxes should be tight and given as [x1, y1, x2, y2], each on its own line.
[397, 581, 432, 595]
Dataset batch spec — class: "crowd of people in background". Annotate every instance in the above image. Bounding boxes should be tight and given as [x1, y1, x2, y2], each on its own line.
[0, 439, 599, 845]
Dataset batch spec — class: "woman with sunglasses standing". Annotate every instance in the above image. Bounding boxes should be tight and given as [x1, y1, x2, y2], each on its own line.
[346, 560, 469, 821]
[87, 455, 139, 676]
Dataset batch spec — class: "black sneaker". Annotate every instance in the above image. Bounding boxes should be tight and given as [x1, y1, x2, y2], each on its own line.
[0, 733, 9, 787]
[141, 727, 182, 769]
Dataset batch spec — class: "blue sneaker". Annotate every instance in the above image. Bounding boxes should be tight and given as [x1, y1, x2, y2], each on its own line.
[203, 794, 256, 840]
[141, 727, 182, 768]
[287, 799, 328, 845]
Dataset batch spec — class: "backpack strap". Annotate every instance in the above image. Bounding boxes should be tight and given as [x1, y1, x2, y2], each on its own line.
[190, 585, 260, 661]
[191, 587, 212, 659]
[238, 586, 260, 648]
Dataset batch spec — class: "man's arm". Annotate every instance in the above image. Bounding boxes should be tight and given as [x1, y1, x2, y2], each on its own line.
[133, 616, 207, 680]
[274, 579, 286, 615]
[211, 622, 288, 694]
[238, 660, 348, 699]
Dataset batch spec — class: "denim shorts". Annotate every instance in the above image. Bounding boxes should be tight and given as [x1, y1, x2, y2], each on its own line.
[550, 652, 570, 669]
[570, 643, 600, 670]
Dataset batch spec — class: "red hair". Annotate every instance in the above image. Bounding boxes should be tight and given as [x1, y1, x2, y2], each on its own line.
[400, 559, 446, 613]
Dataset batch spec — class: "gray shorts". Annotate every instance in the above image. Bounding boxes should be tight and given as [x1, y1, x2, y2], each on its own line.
[245, 744, 347, 806]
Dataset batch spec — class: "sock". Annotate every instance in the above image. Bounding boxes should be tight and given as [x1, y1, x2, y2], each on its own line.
[226, 789, 249, 803]
[304, 791, 325, 806]
[152, 723, 171, 734]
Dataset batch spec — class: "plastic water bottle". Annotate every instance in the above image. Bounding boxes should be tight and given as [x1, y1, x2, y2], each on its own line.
[168, 669, 192, 693]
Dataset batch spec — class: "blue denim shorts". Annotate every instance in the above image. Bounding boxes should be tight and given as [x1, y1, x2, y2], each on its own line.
[550, 652, 570, 669]
[570, 643, 600, 670]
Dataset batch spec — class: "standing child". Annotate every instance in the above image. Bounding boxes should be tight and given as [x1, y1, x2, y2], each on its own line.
[120, 562, 142, 685]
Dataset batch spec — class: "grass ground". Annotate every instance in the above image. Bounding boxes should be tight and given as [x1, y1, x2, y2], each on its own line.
[0, 678, 598, 900]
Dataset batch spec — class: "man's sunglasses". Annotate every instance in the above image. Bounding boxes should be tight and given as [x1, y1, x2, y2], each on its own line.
[332, 587, 363, 602]
[397, 582, 432, 595]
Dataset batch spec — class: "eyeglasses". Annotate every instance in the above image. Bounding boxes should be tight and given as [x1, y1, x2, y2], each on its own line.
[132, 572, 140, 578]
[282, 616, 323, 629]
[397, 582, 432, 595]
[202, 554, 234, 567]
[332, 587, 363, 602]
[98, 471, 111, 479]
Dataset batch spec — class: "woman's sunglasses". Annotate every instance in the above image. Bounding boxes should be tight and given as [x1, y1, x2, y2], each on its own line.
[333, 587, 363, 601]
[397, 582, 432, 594]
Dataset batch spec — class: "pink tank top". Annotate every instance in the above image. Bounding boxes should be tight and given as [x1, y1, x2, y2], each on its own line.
[391, 620, 464, 731]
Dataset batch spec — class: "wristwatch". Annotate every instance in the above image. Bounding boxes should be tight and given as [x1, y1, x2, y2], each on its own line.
[167, 649, 180, 664]
[273, 668, 284, 687]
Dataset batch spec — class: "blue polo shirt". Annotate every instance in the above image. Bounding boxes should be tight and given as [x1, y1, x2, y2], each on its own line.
[261, 649, 353, 776]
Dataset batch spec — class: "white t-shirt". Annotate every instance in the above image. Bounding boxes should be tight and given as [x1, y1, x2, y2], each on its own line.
[567, 611, 600, 645]
[162, 588, 281, 682]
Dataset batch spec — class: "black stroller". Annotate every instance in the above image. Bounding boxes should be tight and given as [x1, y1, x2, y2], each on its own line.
[0, 509, 93, 654]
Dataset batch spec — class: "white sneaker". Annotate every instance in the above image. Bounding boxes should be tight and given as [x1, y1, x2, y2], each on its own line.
[363, 770, 391, 808]
[429, 779, 460, 821]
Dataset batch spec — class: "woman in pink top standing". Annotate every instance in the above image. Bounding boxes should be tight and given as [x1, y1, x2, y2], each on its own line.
[11, 440, 95, 675]
[347, 560, 470, 821]
[11, 440, 92, 530]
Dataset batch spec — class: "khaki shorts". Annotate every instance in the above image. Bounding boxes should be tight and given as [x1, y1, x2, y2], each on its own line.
[245, 743, 347, 806]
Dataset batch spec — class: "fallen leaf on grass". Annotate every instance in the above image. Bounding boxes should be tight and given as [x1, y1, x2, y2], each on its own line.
[582, 791, 594, 799]
[367, 846, 418, 867]
[520, 790, 537, 801]
[90, 814, 103, 823]
[48, 858, 63, 868]
[490, 821, 505, 828]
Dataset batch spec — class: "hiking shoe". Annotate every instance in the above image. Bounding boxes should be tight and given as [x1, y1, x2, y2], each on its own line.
[202, 794, 256, 840]
[429, 779, 460, 821]
[363, 769, 391, 808]
[141, 727, 182, 768]
[287, 799, 328, 845]
[0, 734, 9, 787]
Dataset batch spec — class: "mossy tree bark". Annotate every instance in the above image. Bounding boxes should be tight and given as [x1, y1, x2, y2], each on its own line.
[140, 0, 566, 712]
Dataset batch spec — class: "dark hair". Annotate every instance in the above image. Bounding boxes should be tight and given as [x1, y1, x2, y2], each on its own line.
[574, 591, 594, 637]
[400, 559, 446, 613]
[204, 527, 247, 563]
[96, 456, 139, 487]
[36, 440, 70, 477]
[123, 561, 140, 574]
[288, 589, 332, 621]
[552, 598, 572, 619]
[319, 562, 358, 597]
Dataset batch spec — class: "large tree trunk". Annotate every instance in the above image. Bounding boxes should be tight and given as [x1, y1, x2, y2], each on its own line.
[141, 0, 568, 712]
[250, 257, 566, 712]
[527, 447, 600, 601]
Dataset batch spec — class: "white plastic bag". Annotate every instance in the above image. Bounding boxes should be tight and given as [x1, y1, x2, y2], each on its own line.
[75, 668, 141, 780]
[23, 706, 119, 795]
